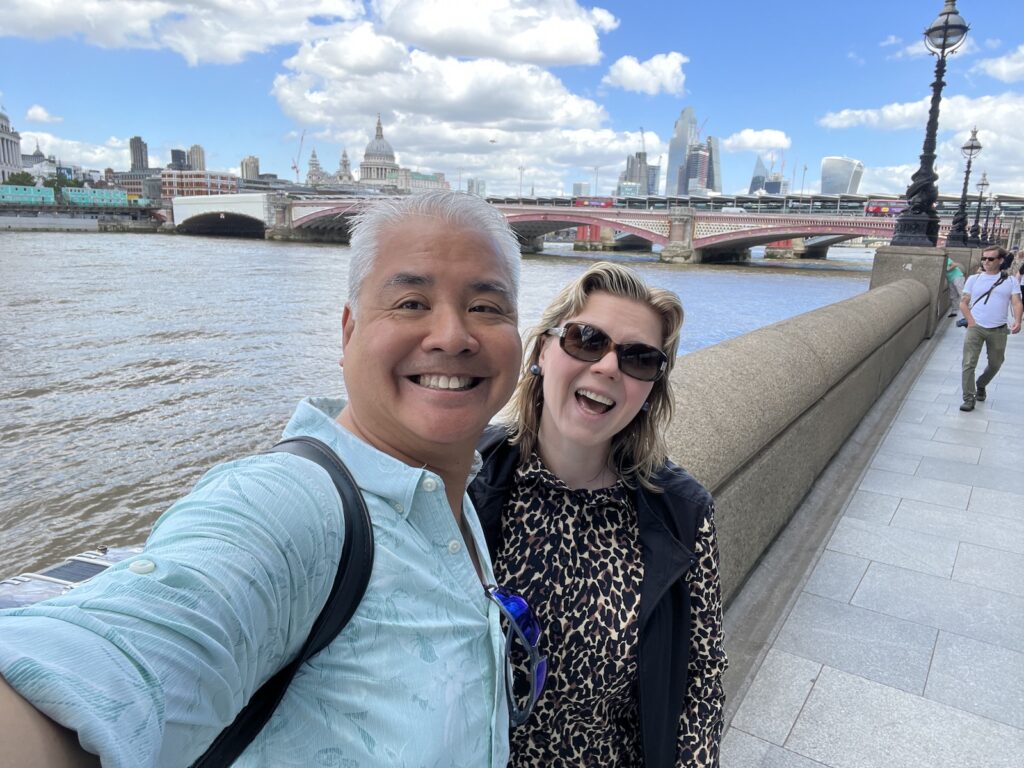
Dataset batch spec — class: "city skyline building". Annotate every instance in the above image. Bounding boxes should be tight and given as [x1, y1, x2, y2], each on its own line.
[820, 156, 864, 194]
[359, 115, 399, 184]
[0, 109, 22, 183]
[619, 150, 657, 195]
[188, 144, 206, 172]
[240, 155, 260, 180]
[749, 155, 769, 194]
[336, 150, 355, 183]
[169, 148, 188, 170]
[665, 107, 697, 196]
[572, 181, 590, 197]
[467, 177, 487, 196]
[129, 136, 147, 171]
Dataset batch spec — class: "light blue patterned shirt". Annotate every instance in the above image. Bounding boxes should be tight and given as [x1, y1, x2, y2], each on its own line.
[0, 397, 510, 767]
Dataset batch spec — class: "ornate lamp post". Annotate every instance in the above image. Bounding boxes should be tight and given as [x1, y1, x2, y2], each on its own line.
[969, 171, 989, 245]
[891, 1, 969, 247]
[946, 127, 981, 247]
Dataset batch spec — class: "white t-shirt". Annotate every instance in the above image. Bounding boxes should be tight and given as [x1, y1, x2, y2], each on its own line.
[964, 271, 1017, 328]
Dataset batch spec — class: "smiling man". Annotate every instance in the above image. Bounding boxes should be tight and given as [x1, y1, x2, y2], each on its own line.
[0, 191, 526, 767]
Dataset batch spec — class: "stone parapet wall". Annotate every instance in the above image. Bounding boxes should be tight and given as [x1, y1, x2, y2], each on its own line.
[664, 278, 930, 604]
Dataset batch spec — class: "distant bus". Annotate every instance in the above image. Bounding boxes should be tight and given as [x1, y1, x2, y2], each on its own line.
[865, 199, 907, 216]
[573, 196, 614, 208]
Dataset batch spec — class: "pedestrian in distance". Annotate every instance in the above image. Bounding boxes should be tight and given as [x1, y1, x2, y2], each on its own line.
[944, 256, 966, 319]
[0, 190, 543, 767]
[958, 246, 1023, 412]
[470, 262, 728, 768]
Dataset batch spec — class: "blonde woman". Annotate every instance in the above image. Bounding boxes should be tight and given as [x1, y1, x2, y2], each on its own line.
[470, 262, 727, 767]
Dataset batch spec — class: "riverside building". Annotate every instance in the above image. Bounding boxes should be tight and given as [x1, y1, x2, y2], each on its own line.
[0, 109, 22, 183]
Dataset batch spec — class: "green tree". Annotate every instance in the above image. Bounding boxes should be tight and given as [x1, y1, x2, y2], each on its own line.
[4, 171, 36, 186]
[42, 175, 84, 190]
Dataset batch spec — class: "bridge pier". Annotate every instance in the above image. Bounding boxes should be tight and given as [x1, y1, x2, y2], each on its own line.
[661, 210, 695, 262]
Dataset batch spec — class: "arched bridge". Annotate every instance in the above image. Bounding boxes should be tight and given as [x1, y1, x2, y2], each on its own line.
[172, 194, 971, 261]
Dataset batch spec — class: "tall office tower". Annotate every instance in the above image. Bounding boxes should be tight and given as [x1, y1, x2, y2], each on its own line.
[682, 143, 710, 194]
[646, 164, 660, 196]
[706, 136, 722, 193]
[621, 151, 649, 195]
[467, 178, 486, 196]
[169, 149, 188, 170]
[188, 144, 206, 172]
[763, 173, 789, 194]
[240, 155, 260, 180]
[748, 155, 768, 193]
[129, 136, 148, 171]
[820, 156, 864, 194]
[665, 107, 697, 196]
[572, 181, 590, 196]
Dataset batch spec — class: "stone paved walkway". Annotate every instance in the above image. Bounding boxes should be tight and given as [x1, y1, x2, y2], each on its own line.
[721, 319, 1024, 768]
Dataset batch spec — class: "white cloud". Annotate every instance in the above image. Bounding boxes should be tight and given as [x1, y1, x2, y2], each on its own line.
[984, 38, 1002, 50]
[721, 128, 791, 154]
[879, 35, 902, 47]
[25, 104, 62, 123]
[972, 44, 1024, 82]
[0, 0, 364, 65]
[18, 131, 130, 170]
[887, 40, 929, 60]
[820, 94, 1024, 192]
[601, 52, 687, 96]
[373, 0, 618, 66]
[847, 51, 865, 67]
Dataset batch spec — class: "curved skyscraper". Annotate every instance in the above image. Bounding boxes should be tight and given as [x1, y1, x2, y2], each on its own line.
[820, 156, 864, 194]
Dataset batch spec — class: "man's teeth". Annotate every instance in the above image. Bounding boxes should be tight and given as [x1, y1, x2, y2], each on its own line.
[418, 374, 474, 390]
[577, 389, 614, 407]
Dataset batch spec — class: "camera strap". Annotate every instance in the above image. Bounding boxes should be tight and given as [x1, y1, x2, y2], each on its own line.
[969, 272, 1007, 309]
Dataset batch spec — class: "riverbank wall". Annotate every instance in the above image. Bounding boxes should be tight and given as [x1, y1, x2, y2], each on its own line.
[666, 277, 931, 605]
[0, 215, 162, 234]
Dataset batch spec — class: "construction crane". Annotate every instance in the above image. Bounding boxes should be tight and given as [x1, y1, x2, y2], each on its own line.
[290, 129, 306, 183]
[694, 117, 709, 144]
[639, 126, 646, 155]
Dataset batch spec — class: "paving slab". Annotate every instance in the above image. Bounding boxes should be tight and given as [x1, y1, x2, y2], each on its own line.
[953, 542, 1024, 597]
[857, 468, 971, 509]
[842, 490, 898, 525]
[868, 451, 919, 474]
[967, 486, 1024, 522]
[774, 592, 937, 694]
[786, 666, 1024, 768]
[803, 549, 869, 603]
[827, 516, 958, 577]
[730, 649, 821, 746]
[915, 456, 1024, 495]
[851, 561, 1024, 654]
[721, 729, 830, 768]
[925, 631, 1024, 731]
[891, 499, 1024, 555]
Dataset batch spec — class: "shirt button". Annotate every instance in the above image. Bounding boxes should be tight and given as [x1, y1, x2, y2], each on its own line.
[448, 539, 462, 554]
[391, 500, 404, 513]
[422, 477, 438, 492]
[129, 559, 156, 574]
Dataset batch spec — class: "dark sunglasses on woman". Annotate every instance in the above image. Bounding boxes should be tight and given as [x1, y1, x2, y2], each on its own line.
[547, 322, 668, 382]
[486, 585, 548, 726]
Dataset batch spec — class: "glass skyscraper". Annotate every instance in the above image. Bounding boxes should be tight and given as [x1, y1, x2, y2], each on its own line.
[820, 156, 864, 194]
[665, 107, 697, 196]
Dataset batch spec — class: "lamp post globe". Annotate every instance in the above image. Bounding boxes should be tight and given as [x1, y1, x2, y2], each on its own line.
[891, 0, 970, 247]
[970, 171, 989, 245]
[946, 127, 981, 248]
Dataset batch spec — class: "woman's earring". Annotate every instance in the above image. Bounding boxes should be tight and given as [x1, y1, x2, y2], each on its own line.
[529, 363, 542, 376]
[640, 401, 650, 413]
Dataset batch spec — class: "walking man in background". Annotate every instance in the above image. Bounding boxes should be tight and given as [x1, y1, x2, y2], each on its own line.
[959, 246, 1023, 412]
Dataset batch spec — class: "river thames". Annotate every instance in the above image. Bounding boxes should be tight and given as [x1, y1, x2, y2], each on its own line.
[0, 232, 870, 572]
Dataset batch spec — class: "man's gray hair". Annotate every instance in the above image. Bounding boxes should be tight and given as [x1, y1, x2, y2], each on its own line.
[347, 191, 521, 314]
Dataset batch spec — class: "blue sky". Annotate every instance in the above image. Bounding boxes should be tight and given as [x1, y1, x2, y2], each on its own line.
[2, 0, 1022, 197]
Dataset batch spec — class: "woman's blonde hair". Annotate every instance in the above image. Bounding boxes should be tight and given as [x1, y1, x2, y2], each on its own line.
[507, 262, 684, 491]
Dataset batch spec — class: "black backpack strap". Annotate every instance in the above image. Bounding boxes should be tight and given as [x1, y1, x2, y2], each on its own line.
[191, 436, 374, 767]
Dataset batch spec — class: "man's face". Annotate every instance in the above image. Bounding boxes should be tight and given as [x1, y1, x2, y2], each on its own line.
[981, 250, 1002, 273]
[339, 216, 521, 470]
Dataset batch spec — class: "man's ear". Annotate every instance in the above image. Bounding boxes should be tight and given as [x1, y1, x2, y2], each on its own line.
[342, 304, 355, 350]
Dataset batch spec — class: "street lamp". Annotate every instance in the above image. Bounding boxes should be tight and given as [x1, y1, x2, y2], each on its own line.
[945, 127, 981, 247]
[981, 193, 994, 245]
[969, 171, 988, 245]
[891, 0, 969, 247]
[518, 164, 525, 199]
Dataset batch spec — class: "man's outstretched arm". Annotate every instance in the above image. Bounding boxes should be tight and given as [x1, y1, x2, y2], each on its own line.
[0, 675, 99, 768]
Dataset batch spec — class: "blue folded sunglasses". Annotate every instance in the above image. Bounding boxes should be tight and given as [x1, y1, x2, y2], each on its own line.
[486, 585, 548, 726]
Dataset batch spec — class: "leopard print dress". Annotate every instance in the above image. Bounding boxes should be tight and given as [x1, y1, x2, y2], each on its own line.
[493, 453, 727, 768]
[493, 453, 645, 767]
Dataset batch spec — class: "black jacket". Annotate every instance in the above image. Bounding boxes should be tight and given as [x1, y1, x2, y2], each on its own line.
[469, 426, 714, 768]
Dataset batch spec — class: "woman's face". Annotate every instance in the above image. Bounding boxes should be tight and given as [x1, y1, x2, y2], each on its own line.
[537, 290, 663, 454]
